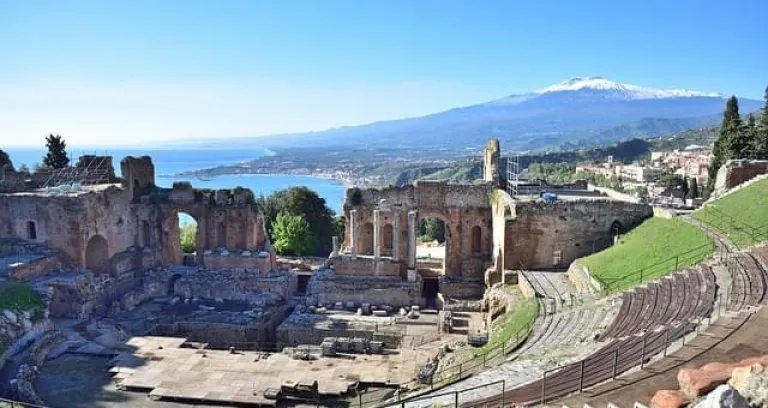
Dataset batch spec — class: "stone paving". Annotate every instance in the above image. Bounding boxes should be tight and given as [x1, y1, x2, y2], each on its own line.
[110, 335, 417, 406]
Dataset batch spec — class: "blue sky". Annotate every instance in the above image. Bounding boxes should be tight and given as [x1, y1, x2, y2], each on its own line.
[1, 0, 766, 147]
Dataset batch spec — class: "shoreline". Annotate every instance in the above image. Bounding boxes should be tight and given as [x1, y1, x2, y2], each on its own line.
[162, 170, 356, 188]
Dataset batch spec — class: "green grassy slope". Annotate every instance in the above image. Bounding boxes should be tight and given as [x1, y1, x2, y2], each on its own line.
[580, 217, 713, 293]
[693, 178, 768, 248]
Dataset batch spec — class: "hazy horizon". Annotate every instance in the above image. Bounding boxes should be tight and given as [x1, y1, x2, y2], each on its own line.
[2, 0, 766, 147]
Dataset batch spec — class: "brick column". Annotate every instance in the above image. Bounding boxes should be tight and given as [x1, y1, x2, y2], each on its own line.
[392, 211, 400, 261]
[407, 210, 417, 269]
[373, 209, 381, 260]
[349, 210, 358, 258]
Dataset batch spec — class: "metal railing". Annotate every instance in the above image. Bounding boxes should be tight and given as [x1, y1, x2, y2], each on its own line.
[595, 241, 715, 294]
[696, 205, 768, 249]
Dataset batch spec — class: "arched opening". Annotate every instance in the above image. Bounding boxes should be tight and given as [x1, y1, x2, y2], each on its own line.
[179, 212, 198, 265]
[610, 220, 624, 246]
[142, 220, 151, 247]
[471, 225, 482, 254]
[360, 222, 374, 255]
[382, 223, 393, 257]
[85, 235, 110, 275]
[167, 273, 183, 295]
[217, 222, 227, 248]
[416, 216, 447, 274]
[609, 220, 624, 234]
[26, 221, 37, 240]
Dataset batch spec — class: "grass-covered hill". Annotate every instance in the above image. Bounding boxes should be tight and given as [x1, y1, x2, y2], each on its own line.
[578, 217, 713, 293]
[693, 178, 768, 248]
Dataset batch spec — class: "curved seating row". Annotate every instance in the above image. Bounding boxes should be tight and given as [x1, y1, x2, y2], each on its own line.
[728, 250, 768, 310]
[598, 266, 714, 341]
[468, 265, 717, 406]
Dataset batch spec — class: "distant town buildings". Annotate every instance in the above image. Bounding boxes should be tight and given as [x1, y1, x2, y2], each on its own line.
[575, 144, 714, 207]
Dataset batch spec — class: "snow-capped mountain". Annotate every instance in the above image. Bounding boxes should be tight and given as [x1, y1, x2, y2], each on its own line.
[534, 77, 722, 99]
[256, 77, 761, 150]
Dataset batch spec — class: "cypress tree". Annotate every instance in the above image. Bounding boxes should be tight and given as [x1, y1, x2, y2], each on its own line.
[42, 134, 70, 169]
[723, 96, 748, 158]
[707, 96, 741, 192]
[755, 85, 768, 159]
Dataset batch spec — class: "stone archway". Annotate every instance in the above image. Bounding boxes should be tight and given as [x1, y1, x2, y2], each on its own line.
[415, 214, 450, 276]
[85, 234, 110, 275]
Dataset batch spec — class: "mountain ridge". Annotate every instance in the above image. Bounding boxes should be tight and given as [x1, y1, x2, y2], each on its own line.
[246, 77, 762, 151]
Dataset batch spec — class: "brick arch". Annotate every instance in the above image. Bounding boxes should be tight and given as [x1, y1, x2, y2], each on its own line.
[85, 234, 110, 275]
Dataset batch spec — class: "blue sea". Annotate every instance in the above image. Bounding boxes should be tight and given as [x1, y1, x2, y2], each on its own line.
[3, 147, 347, 214]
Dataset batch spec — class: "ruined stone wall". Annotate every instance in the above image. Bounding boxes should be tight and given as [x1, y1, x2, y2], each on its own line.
[201, 251, 274, 272]
[483, 139, 500, 184]
[120, 156, 155, 199]
[343, 181, 494, 279]
[307, 269, 423, 308]
[714, 159, 768, 196]
[332, 256, 406, 277]
[172, 270, 296, 303]
[147, 185, 272, 267]
[9, 255, 62, 281]
[0, 186, 139, 269]
[503, 199, 652, 270]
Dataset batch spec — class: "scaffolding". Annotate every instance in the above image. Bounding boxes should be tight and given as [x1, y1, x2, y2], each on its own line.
[40, 152, 112, 191]
[506, 152, 520, 198]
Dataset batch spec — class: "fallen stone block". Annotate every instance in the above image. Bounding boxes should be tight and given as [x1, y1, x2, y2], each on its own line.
[729, 363, 764, 393]
[650, 389, 690, 408]
[678, 362, 737, 397]
[691, 384, 749, 408]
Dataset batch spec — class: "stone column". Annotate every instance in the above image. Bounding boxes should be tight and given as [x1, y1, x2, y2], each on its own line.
[392, 211, 400, 261]
[407, 210, 417, 270]
[349, 210, 358, 258]
[331, 236, 339, 257]
[373, 209, 381, 260]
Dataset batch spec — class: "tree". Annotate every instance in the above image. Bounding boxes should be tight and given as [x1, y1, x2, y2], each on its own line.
[332, 215, 346, 243]
[271, 212, 313, 256]
[755, 85, 768, 159]
[660, 173, 685, 189]
[42, 134, 70, 169]
[180, 222, 197, 254]
[418, 218, 445, 243]
[708, 96, 742, 192]
[17, 164, 30, 175]
[256, 187, 336, 256]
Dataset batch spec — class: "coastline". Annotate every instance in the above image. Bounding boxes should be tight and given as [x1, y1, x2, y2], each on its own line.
[165, 170, 356, 188]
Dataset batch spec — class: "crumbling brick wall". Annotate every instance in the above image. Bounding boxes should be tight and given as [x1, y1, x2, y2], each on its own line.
[714, 159, 768, 196]
[502, 199, 652, 270]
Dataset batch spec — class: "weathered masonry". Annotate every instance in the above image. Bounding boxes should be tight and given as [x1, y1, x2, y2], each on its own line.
[0, 156, 276, 276]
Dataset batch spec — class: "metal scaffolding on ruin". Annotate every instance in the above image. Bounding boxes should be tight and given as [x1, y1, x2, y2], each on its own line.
[506, 152, 520, 198]
[41, 152, 112, 191]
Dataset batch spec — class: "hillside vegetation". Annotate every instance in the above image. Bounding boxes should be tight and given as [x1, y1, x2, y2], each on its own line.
[580, 217, 713, 293]
[693, 178, 768, 248]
